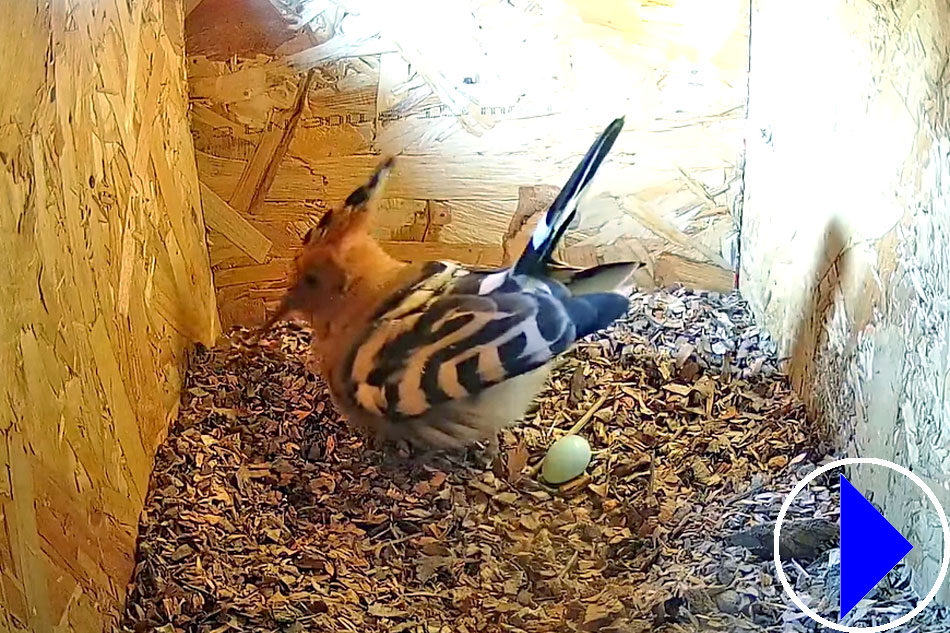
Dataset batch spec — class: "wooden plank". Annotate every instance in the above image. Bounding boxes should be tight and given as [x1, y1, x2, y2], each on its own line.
[375, 103, 745, 157]
[372, 198, 428, 241]
[0, 1, 219, 630]
[87, 319, 148, 497]
[214, 260, 293, 288]
[200, 181, 274, 262]
[286, 56, 379, 160]
[654, 252, 735, 293]
[151, 135, 219, 346]
[284, 33, 396, 70]
[5, 433, 53, 633]
[191, 104, 259, 144]
[245, 70, 316, 214]
[124, 3, 147, 131]
[380, 241, 505, 267]
[228, 128, 284, 210]
[621, 196, 732, 269]
[433, 198, 516, 246]
[197, 149, 740, 205]
[190, 107, 261, 161]
[188, 60, 300, 103]
[131, 39, 165, 179]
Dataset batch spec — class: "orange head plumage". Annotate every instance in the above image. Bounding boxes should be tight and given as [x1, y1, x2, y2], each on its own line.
[261, 156, 404, 339]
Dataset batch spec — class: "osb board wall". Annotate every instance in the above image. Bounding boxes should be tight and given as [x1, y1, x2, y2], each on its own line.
[0, 0, 218, 630]
[184, 0, 749, 329]
[741, 0, 950, 605]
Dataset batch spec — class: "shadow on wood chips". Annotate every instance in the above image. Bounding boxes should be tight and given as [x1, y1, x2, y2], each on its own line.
[121, 287, 948, 632]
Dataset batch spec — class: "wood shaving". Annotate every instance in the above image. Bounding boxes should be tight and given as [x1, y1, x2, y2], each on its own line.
[122, 287, 950, 632]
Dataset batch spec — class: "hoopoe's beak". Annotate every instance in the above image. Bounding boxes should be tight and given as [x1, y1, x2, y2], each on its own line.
[259, 305, 285, 335]
[257, 291, 297, 338]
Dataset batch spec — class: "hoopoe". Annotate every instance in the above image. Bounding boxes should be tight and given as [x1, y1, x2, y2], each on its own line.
[262, 117, 644, 455]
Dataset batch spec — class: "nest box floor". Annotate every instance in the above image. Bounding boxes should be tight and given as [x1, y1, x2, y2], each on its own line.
[122, 288, 949, 632]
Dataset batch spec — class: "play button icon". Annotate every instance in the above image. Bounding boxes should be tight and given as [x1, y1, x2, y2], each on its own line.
[839, 474, 913, 617]
[774, 457, 950, 632]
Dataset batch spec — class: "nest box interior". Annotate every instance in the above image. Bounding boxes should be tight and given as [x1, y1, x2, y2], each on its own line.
[0, 0, 947, 630]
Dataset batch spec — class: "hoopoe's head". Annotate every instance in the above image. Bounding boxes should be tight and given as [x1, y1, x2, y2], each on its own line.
[261, 156, 397, 336]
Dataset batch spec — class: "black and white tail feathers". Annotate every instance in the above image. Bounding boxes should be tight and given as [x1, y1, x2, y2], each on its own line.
[513, 117, 625, 277]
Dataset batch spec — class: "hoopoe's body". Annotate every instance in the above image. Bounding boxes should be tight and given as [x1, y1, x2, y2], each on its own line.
[264, 117, 644, 451]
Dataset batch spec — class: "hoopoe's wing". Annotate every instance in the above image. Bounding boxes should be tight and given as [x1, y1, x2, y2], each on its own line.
[337, 262, 628, 422]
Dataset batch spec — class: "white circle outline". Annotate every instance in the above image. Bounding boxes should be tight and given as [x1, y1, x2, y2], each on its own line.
[774, 457, 950, 633]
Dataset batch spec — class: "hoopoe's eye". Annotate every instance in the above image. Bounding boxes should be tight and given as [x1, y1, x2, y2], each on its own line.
[303, 273, 319, 287]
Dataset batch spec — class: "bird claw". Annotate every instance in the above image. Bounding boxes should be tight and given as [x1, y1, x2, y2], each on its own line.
[371, 433, 388, 451]
[485, 434, 500, 459]
[472, 434, 500, 470]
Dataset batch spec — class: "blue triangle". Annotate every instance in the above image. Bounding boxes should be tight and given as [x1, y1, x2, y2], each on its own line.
[840, 474, 913, 618]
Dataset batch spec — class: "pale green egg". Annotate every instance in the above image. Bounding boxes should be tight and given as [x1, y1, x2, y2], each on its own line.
[541, 434, 592, 484]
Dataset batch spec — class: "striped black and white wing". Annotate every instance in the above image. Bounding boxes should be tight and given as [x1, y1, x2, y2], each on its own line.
[340, 261, 629, 421]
